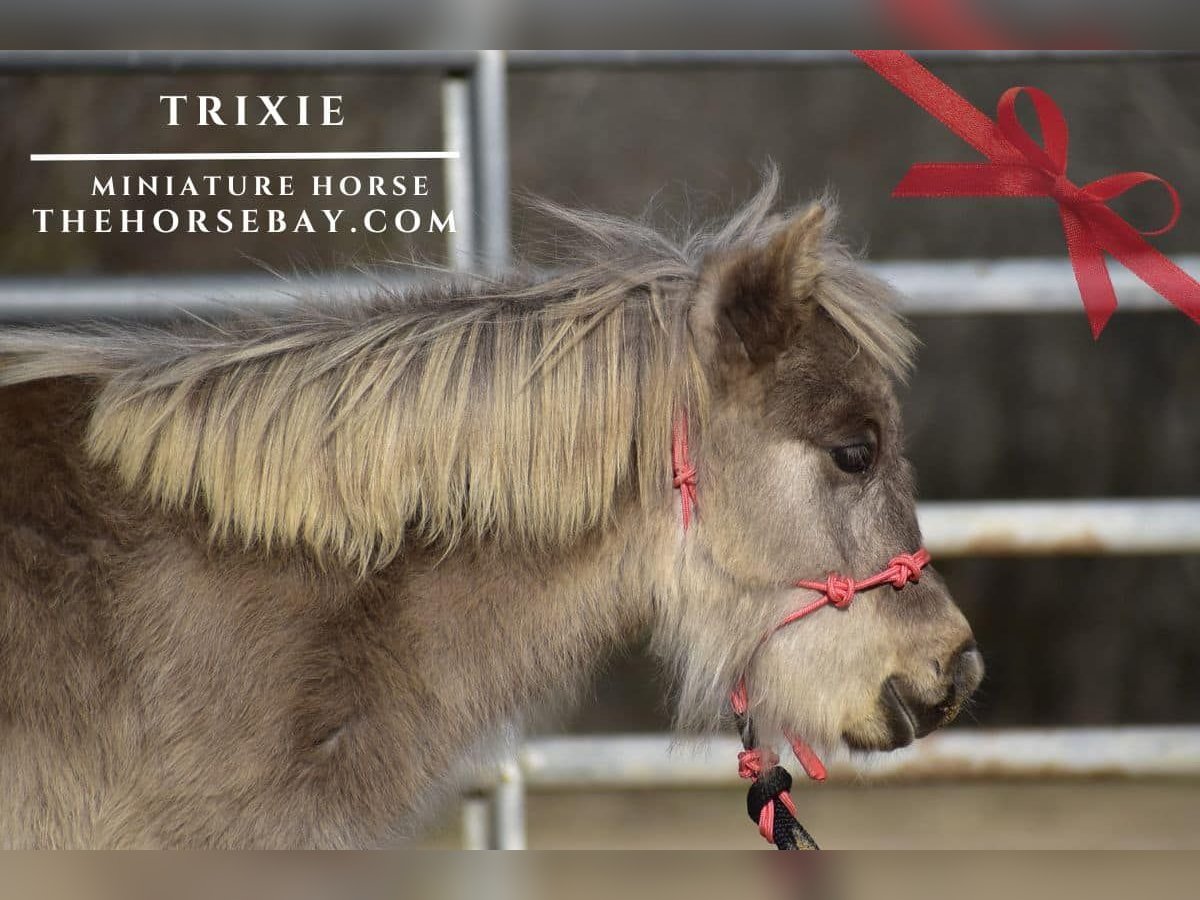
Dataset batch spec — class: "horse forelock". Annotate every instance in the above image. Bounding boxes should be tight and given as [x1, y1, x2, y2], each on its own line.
[0, 170, 914, 569]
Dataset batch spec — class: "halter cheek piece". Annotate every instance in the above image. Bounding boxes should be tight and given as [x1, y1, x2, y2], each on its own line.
[671, 412, 931, 850]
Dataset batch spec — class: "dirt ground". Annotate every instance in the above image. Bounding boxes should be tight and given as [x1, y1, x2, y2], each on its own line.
[422, 779, 1200, 849]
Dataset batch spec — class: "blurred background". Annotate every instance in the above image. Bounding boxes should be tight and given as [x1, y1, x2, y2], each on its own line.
[1, 49, 1198, 847]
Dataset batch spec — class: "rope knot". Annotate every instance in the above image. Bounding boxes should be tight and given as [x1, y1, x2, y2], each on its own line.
[672, 462, 697, 490]
[744, 765, 799, 845]
[736, 747, 779, 781]
[887, 551, 928, 589]
[824, 574, 857, 609]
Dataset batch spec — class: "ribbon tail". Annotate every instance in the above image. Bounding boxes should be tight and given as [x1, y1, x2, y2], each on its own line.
[1088, 205, 1200, 330]
[1119, 253, 1200, 329]
[1059, 206, 1117, 338]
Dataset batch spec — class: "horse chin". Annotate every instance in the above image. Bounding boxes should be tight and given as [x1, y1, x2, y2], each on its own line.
[841, 676, 960, 752]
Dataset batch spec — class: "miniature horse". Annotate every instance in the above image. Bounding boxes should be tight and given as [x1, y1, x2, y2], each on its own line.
[0, 174, 981, 847]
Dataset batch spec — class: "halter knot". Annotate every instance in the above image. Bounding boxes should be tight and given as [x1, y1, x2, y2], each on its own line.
[823, 574, 857, 609]
[743, 764, 800, 845]
[737, 747, 779, 781]
[672, 462, 697, 490]
[671, 412, 699, 529]
[887, 551, 927, 588]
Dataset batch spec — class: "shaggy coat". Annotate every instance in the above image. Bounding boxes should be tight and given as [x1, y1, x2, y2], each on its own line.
[0, 173, 977, 847]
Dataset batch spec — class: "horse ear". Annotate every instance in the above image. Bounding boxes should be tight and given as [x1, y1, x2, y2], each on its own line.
[695, 202, 827, 368]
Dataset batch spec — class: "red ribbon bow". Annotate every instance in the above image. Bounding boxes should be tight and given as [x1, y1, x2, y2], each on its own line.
[854, 50, 1200, 338]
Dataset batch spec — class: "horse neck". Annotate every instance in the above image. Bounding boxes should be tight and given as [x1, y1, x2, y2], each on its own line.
[382, 501, 668, 744]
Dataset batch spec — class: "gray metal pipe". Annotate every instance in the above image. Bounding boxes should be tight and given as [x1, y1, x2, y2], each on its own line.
[490, 759, 527, 850]
[0, 50, 1192, 74]
[460, 793, 492, 850]
[919, 498, 1200, 557]
[442, 75, 478, 270]
[507, 50, 1200, 69]
[873, 257, 1200, 315]
[1, 257, 1197, 320]
[0, 50, 479, 74]
[471, 50, 511, 270]
[514, 727, 1200, 789]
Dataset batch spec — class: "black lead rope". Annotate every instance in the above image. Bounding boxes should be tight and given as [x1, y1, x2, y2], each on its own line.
[747, 765, 819, 850]
[735, 711, 820, 850]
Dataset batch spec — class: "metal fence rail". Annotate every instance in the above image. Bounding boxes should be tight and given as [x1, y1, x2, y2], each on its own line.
[459, 727, 1200, 848]
[1, 50, 1194, 73]
[3, 48, 1199, 850]
[5, 256, 1200, 320]
[920, 498, 1200, 557]
[517, 727, 1200, 789]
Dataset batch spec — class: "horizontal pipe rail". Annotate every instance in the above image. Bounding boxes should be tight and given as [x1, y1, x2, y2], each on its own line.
[0, 274, 380, 319]
[2, 256, 1198, 320]
[511, 727, 1200, 790]
[0, 50, 480, 74]
[919, 499, 1200, 557]
[872, 257, 1200, 315]
[0, 50, 1193, 74]
[506, 50, 1200, 69]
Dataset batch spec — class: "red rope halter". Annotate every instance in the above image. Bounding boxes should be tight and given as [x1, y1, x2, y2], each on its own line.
[671, 411, 931, 845]
[671, 413, 699, 530]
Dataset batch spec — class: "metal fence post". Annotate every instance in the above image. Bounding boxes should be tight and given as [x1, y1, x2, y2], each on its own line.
[441, 69, 477, 271]
[469, 49, 524, 850]
[470, 50, 511, 271]
[460, 790, 493, 850]
[490, 757, 527, 850]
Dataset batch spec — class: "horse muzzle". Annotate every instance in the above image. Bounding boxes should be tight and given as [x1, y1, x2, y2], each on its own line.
[849, 640, 984, 751]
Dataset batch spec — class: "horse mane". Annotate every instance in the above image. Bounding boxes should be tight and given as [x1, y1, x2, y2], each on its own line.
[0, 169, 914, 569]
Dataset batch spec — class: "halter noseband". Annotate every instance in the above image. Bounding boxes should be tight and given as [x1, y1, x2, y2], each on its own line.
[671, 411, 931, 848]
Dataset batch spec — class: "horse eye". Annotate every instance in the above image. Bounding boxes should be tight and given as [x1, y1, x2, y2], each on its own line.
[831, 442, 875, 474]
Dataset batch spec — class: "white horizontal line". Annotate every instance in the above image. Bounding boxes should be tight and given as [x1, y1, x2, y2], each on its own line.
[507, 727, 1200, 787]
[30, 151, 459, 162]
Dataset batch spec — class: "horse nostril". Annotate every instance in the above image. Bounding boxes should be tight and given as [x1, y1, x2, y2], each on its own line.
[948, 640, 985, 696]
